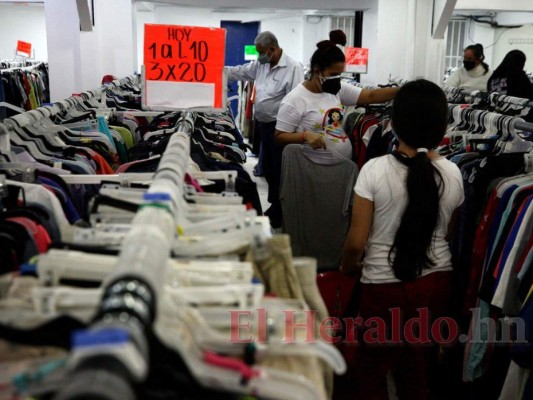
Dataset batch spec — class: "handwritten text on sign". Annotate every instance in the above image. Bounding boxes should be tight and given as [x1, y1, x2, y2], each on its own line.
[345, 47, 369, 74]
[16, 40, 32, 58]
[144, 25, 226, 109]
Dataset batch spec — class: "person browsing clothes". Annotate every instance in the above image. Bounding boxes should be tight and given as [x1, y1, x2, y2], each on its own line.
[445, 43, 492, 92]
[341, 80, 465, 400]
[487, 49, 533, 100]
[275, 40, 398, 159]
[225, 31, 304, 228]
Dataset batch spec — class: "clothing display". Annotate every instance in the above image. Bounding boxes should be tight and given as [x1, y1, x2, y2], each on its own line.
[0, 75, 343, 400]
[3, 3, 533, 397]
[280, 144, 358, 270]
[0, 61, 49, 120]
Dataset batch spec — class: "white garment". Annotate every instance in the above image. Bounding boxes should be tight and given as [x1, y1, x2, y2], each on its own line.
[354, 155, 465, 284]
[225, 51, 304, 123]
[276, 82, 362, 159]
[444, 64, 492, 92]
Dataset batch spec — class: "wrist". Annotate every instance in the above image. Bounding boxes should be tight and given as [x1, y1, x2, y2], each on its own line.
[301, 131, 307, 143]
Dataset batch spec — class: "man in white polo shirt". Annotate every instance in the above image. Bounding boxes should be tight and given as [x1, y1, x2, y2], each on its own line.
[226, 31, 304, 228]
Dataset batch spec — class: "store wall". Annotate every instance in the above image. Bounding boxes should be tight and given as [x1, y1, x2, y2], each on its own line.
[466, 21, 495, 67]
[135, 4, 334, 71]
[355, 0, 453, 85]
[0, 3, 47, 61]
[261, 17, 305, 66]
[301, 16, 331, 69]
[45, 0, 135, 101]
[493, 24, 533, 72]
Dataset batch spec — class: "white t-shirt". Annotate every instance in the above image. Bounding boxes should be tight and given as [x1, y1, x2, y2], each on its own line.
[276, 82, 362, 159]
[354, 155, 465, 284]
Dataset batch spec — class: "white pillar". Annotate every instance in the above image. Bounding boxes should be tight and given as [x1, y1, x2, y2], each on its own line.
[44, 0, 135, 102]
[45, 0, 83, 101]
[362, 0, 448, 85]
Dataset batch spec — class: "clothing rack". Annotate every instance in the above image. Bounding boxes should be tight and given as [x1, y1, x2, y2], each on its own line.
[0, 59, 44, 69]
[442, 86, 533, 109]
[388, 76, 409, 86]
[51, 112, 197, 399]
[449, 104, 533, 133]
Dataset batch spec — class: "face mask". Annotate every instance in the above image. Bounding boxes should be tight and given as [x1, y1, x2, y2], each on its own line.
[463, 60, 476, 70]
[258, 50, 272, 64]
[320, 75, 341, 95]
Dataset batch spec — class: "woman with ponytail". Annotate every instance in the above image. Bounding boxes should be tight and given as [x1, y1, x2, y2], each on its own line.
[445, 43, 492, 91]
[341, 80, 465, 399]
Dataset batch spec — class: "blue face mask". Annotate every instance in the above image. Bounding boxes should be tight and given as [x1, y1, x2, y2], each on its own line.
[258, 49, 272, 64]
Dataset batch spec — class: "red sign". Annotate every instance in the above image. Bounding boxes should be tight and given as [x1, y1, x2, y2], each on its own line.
[345, 47, 369, 74]
[16, 40, 32, 58]
[144, 24, 226, 109]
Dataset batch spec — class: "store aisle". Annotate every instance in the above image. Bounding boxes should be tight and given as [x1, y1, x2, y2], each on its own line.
[243, 150, 270, 214]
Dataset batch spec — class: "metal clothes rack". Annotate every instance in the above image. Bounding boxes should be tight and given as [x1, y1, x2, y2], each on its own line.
[442, 86, 533, 110]
[52, 112, 196, 399]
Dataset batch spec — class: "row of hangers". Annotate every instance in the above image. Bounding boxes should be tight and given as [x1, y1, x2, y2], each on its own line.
[447, 105, 533, 155]
[26, 109, 341, 400]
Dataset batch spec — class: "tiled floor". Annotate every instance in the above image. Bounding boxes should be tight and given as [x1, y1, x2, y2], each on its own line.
[243, 151, 270, 214]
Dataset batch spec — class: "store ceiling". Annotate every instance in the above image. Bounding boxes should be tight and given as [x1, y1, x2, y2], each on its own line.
[142, 0, 373, 11]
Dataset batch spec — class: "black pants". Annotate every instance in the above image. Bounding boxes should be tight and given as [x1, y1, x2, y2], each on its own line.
[258, 120, 283, 223]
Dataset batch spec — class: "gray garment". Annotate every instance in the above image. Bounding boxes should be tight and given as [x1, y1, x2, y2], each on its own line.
[280, 144, 358, 270]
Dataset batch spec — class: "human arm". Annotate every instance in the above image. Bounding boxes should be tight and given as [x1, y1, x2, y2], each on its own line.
[225, 62, 259, 82]
[275, 130, 326, 149]
[444, 69, 461, 88]
[340, 195, 374, 274]
[357, 87, 400, 105]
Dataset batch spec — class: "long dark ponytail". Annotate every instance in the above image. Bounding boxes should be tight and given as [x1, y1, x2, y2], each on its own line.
[388, 80, 449, 282]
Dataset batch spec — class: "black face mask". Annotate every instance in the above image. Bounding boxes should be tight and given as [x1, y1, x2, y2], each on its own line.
[321, 77, 341, 95]
[463, 60, 476, 70]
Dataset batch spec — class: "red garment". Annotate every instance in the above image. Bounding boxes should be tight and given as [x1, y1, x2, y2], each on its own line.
[353, 271, 452, 400]
[91, 152, 115, 174]
[350, 114, 379, 170]
[464, 190, 499, 314]
[7, 217, 51, 253]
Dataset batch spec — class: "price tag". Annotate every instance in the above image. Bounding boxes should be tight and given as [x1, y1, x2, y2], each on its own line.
[16, 40, 32, 58]
[345, 47, 369, 74]
[143, 24, 226, 111]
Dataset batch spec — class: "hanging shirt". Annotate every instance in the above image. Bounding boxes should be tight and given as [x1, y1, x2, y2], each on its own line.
[276, 82, 362, 159]
[225, 51, 304, 123]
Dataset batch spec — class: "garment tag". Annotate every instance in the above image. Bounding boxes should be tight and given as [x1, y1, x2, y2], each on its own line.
[525, 154, 533, 173]
[53, 161, 62, 169]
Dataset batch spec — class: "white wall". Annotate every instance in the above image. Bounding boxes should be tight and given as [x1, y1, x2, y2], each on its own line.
[0, 3, 47, 61]
[261, 17, 304, 65]
[360, 1, 378, 84]
[466, 21, 495, 67]
[45, 0, 135, 101]
[302, 16, 331, 68]
[45, 0, 82, 101]
[493, 24, 533, 72]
